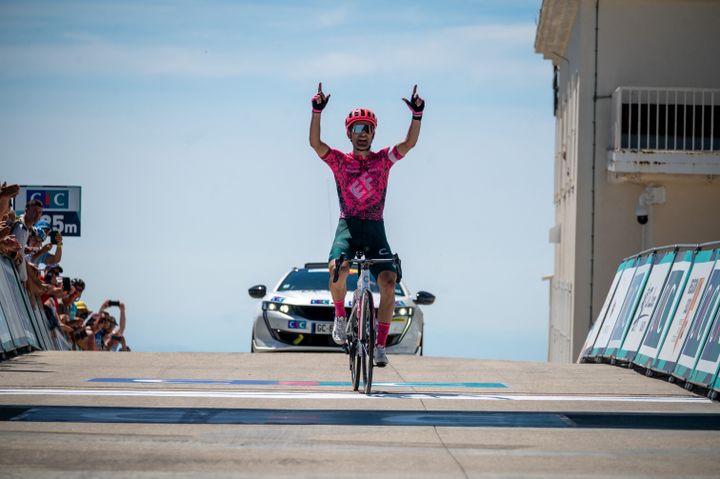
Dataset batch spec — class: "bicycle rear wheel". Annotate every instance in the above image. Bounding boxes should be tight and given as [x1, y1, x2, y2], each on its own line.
[362, 290, 375, 395]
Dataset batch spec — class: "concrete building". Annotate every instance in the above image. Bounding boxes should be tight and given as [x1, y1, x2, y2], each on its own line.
[535, 0, 720, 363]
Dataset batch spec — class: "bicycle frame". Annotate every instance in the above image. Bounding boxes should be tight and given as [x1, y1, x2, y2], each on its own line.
[333, 251, 401, 394]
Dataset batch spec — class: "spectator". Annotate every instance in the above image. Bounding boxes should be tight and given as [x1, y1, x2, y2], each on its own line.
[0, 182, 20, 217]
[0, 183, 21, 261]
[25, 230, 63, 268]
[102, 302, 129, 352]
[40, 265, 68, 340]
[11, 198, 43, 283]
[1, 181, 131, 353]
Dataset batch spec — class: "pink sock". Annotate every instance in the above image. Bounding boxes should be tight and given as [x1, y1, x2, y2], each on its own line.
[333, 300, 345, 318]
[377, 322, 390, 347]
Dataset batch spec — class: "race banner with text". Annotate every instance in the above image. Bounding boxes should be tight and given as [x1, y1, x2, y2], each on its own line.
[15, 186, 82, 237]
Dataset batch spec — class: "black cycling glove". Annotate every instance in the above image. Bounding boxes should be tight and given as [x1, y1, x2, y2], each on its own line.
[402, 84, 424, 120]
[312, 82, 331, 113]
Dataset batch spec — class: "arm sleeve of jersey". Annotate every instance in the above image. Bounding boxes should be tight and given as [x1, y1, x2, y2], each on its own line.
[388, 146, 404, 165]
[320, 148, 342, 170]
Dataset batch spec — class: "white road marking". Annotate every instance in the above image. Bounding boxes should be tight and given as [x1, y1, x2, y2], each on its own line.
[0, 388, 711, 403]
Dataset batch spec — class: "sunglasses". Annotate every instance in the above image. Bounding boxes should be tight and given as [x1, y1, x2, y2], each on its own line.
[349, 123, 374, 135]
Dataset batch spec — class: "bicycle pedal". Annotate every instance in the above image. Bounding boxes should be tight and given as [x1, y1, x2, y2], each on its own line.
[341, 344, 349, 354]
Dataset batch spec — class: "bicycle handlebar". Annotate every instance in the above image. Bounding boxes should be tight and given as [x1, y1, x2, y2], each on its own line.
[331, 252, 402, 284]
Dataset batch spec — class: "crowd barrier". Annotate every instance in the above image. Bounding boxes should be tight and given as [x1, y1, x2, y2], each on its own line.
[0, 256, 70, 358]
[579, 241, 720, 400]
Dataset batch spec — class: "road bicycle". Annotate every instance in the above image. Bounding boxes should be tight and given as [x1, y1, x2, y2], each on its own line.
[332, 252, 402, 394]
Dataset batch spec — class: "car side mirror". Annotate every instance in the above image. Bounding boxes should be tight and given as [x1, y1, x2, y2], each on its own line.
[414, 291, 435, 305]
[248, 285, 267, 299]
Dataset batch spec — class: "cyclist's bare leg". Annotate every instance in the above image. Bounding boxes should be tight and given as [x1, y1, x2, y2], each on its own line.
[375, 270, 396, 365]
[328, 260, 350, 306]
[377, 270, 397, 327]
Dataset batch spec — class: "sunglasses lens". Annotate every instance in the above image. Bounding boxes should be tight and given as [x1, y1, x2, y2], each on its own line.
[351, 124, 371, 134]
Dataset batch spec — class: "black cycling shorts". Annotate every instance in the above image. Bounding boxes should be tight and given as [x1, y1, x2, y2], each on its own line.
[328, 218, 396, 279]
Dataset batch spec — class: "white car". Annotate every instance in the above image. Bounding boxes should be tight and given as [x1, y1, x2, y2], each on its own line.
[248, 262, 435, 355]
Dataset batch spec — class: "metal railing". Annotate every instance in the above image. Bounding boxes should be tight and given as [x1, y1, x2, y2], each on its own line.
[612, 87, 720, 152]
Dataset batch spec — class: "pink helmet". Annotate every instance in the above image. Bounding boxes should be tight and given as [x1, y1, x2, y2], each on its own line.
[345, 108, 377, 130]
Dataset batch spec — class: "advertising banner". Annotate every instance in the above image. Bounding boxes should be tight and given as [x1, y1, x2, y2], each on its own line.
[590, 255, 649, 358]
[672, 251, 720, 381]
[634, 250, 694, 370]
[0, 292, 14, 352]
[653, 249, 716, 375]
[578, 259, 632, 362]
[614, 250, 676, 363]
[687, 308, 720, 389]
[15, 185, 82, 237]
[603, 254, 656, 359]
[0, 258, 30, 349]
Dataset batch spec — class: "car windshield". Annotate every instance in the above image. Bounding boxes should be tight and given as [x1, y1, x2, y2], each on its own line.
[278, 269, 404, 296]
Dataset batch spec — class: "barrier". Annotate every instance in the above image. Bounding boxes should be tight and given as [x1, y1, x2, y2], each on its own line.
[633, 250, 694, 369]
[603, 253, 655, 360]
[652, 249, 716, 375]
[672, 252, 720, 381]
[589, 255, 650, 359]
[614, 250, 676, 363]
[688, 308, 720, 397]
[578, 260, 630, 359]
[0, 256, 67, 358]
[579, 242, 720, 400]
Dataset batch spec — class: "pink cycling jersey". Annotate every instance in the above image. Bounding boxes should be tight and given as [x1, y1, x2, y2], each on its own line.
[321, 146, 404, 221]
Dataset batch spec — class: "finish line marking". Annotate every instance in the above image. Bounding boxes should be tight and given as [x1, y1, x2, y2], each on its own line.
[0, 388, 711, 403]
[87, 378, 508, 388]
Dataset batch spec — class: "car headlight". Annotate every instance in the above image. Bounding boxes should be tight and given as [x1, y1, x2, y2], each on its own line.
[263, 302, 293, 314]
[394, 307, 414, 317]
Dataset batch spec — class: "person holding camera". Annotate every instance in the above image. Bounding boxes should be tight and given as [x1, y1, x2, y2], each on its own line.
[25, 230, 63, 268]
[100, 300, 128, 351]
[11, 198, 43, 284]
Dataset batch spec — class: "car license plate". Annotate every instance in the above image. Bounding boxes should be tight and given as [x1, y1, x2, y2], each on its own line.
[314, 322, 333, 335]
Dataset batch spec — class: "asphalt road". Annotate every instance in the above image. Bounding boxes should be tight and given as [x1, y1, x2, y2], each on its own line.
[0, 351, 718, 478]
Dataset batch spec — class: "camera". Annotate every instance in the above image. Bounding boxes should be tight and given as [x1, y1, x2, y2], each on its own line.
[108, 300, 120, 307]
[635, 204, 649, 225]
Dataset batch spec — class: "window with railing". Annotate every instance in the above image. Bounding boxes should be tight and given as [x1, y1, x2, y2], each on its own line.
[612, 87, 719, 152]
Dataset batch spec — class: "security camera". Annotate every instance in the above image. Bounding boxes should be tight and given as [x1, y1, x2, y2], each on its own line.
[635, 204, 649, 225]
[634, 185, 665, 226]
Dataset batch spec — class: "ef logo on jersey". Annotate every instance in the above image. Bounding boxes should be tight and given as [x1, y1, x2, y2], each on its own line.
[349, 172, 374, 200]
[27, 189, 69, 209]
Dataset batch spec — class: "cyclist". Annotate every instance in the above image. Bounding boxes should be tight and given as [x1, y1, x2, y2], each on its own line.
[309, 82, 424, 367]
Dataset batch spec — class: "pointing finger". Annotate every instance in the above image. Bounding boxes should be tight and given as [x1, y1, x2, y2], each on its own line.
[318, 82, 322, 93]
[412, 84, 417, 97]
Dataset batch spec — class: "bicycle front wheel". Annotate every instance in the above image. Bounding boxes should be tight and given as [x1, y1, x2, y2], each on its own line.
[362, 290, 375, 395]
[348, 310, 361, 391]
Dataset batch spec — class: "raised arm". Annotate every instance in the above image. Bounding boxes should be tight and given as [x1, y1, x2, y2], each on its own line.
[395, 84, 425, 157]
[309, 82, 331, 157]
[116, 302, 126, 336]
[43, 232, 63, 264]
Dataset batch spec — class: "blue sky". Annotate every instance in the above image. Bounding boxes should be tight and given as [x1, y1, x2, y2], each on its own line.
[1, 0, 554, 360]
